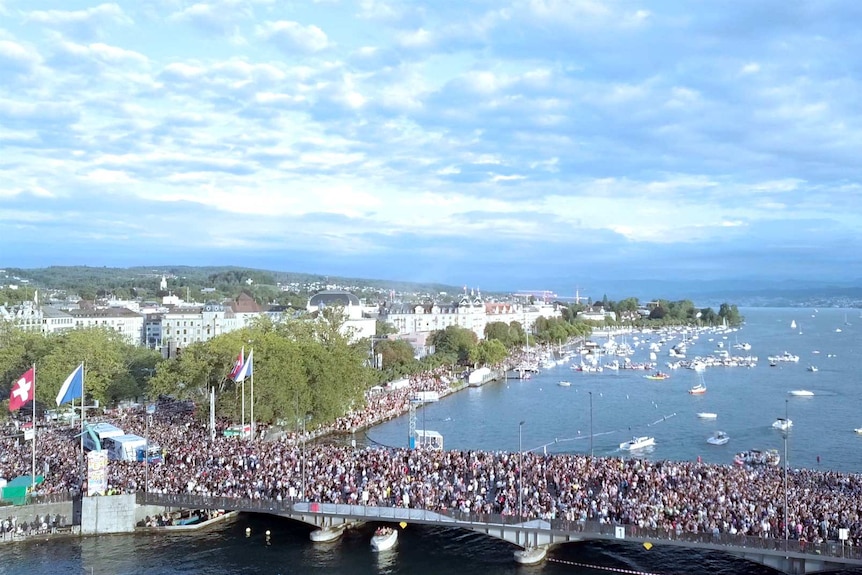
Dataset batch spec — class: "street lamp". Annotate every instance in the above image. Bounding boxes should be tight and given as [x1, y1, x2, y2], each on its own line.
[588, 391, 594, 458]
[518, 420, 525, 519]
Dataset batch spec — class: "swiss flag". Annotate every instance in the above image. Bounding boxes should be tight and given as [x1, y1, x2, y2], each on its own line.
[9, 368, 35, 412]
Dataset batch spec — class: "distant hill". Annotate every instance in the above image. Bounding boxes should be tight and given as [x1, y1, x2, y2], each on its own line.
[1, 265, 470, 297]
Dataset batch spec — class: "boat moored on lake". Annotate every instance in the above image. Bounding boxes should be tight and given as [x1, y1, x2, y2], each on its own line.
[370, 526, 398, 552]
[734, 448, 780, 467]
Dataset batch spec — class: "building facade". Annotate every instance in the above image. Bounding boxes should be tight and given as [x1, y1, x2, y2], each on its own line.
[380, 290, 563, 340]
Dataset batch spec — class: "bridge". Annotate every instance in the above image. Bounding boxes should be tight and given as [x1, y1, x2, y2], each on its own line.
[139, 492, 862, 574]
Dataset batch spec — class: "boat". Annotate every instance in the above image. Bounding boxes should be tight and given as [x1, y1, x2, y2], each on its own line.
[707, 431, 729, 446]
[772, 417, 793, 431]
[619, 436, 655, 450]
[734, 449, 780, 467]
[807, 365, 818, 372]
[697, 412, 718, 420]
[855, 428, 862, 435]
[558, 381, 571, 387]
[791, 320, 797, 330]
[643, 372, 670, 380]
[767, 351, 799, 363]
[688, 382, 706, 395]
[370, 526, 398, 552]
[789, 390, 814, 397]
[513, 546, 548, 564]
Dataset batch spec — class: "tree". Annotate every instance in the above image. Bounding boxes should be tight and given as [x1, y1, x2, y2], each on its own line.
[428, 325, 478, 365]
[376, 320, 398, 337]
[374, 339, 417, 374]
[470, 339, 508, 366]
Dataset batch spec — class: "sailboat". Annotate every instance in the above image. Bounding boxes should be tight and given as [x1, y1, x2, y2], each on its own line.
[790, 319, 797, 330]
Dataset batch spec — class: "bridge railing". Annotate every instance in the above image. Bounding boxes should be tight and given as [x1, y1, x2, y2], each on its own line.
[137, 492, 862, 562]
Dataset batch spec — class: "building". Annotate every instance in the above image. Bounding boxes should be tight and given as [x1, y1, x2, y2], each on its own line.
[380, 289, 562, 340]
[67, 307, 144, 345]
[307, 290, 376, 342]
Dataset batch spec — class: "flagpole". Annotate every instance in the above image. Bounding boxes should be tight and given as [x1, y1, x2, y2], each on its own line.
[31, 363, 36, 492]
[80, 362, 85, 490]
[240, 346, 245, 435]
[250, 348, 254, 442]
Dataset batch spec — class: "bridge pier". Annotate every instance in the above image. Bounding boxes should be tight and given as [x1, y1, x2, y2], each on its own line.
[730, 550, 844, 574]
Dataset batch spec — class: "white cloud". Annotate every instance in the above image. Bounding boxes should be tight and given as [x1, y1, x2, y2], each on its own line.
[741, 62, 761, 75]
[25, 3, 132, 39]
[0, 39, 41, 73]
[257, 21, 330, 53]
[396, 27, 433, 48]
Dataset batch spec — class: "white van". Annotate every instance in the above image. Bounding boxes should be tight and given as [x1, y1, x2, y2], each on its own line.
[103, 434, 147, 461]
[82, 423, 125, 452]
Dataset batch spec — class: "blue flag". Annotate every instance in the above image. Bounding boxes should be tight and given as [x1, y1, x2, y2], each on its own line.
[56, 363, 84, 406]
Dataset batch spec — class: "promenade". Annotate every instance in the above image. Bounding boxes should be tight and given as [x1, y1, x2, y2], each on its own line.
[3, 347, 862, 564]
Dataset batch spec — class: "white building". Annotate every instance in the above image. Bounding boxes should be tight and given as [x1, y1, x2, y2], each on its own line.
[0, 300, 76, 335]
[307, 290, 376, 342]
[68, 307, 144, 346]
[381, 290, 562, 340]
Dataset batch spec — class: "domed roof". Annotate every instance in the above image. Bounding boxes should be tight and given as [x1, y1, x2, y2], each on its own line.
[308, 290, 361, 308]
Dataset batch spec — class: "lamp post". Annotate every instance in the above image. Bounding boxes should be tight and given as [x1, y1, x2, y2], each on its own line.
[784, 398, 789, 552]
[144, 402, 154, 493]
[518, 420, 525, 519]
[588, 391, 594, 458]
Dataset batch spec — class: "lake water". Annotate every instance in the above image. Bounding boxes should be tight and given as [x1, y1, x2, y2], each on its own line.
[3, 307, 862, 575]
[367, 307, 862, 472]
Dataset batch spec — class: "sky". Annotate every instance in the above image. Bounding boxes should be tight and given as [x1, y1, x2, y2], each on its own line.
[2, 0, 862, 294]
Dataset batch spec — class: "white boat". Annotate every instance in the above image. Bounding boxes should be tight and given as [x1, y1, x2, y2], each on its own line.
[855, 428, 862, 435]
[734, 448, 780, 467]
[789, 390, 814, 397]
[790, 320, 797, 329]
[707, 431, 729, 446]
[688, 383, 707, 395]
[513, 546, 548, 564]
[767, 351, 800, 363]
[772, 417, 793, 431]
[697, 412, 718, 419]
[370, 526, 398, 552]
[619, 436, 655, 450]
[558, 380, 571, 387]
[807, 365, 818, 372]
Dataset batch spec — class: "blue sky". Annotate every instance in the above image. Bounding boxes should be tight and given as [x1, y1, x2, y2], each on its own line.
[2, 0, 861, 293]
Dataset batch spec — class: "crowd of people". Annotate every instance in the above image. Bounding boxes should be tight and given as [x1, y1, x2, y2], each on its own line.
[1, 513, 67, 541]
[3, 358, 862, 554]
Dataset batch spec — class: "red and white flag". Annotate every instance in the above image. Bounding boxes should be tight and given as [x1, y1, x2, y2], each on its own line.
[9, 367, 35, 412]
[228, 348, 244, 381]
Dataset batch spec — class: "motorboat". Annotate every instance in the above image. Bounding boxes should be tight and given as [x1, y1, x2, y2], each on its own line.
[767, 351, 799, 363]
[734, 449, 780, 467]
[513, 546, 548, 564]
[558, 380, 571, 387]
[772, 417, 793, 431]
[707, 431, 729, 446]
[620, 436, 655, 450]
[807, 365, 818, 372]
[370, 526, 398, 552]
[697, 412, 718, 420]
[855, 428, 862, 435]
[688, 383, 706, 395]
[789, 390, 814, 397]
[643, 372, 670, 380]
